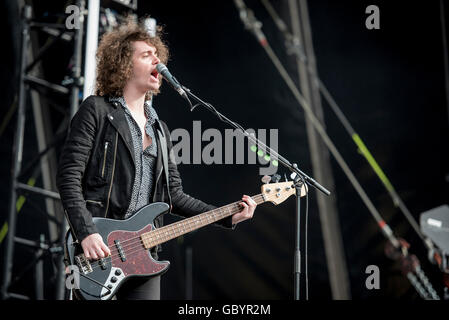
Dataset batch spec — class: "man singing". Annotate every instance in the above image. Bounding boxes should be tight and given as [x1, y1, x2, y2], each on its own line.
[56, 19, 257, 300]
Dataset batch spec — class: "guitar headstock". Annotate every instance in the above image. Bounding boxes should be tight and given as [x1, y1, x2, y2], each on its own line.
[261, 181, 307, 205]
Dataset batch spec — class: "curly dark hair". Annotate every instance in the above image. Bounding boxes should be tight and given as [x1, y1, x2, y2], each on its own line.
[95, 18, 169, 100]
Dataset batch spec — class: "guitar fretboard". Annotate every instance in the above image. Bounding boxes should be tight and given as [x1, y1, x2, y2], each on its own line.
[141, 194, 266, 249]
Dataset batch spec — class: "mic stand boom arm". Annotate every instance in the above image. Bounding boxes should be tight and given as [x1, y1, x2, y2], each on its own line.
[180, 85, 331, 197]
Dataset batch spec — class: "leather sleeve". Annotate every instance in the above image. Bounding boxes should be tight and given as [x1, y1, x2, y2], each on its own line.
[56, 96, 99, 242]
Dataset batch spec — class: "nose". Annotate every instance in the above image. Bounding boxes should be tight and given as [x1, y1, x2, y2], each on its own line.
[153, 55, 160, 65]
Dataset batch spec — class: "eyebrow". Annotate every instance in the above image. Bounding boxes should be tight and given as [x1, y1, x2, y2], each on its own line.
[142, 48, 157, 55]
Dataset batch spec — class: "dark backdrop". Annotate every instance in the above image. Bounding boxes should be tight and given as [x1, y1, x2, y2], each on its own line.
[0, 0, 448, 300]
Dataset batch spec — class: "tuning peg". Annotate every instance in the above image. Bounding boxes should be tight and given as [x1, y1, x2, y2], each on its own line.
[271, 174, 281, 183]
[261, 175, 271, 184]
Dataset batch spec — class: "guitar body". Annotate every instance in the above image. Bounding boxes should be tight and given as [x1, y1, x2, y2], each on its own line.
[65, 202, 171, 300]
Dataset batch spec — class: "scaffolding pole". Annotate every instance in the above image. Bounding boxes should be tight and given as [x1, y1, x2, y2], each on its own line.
[0, 1, 84, 300]
[287, 0, 351, 299]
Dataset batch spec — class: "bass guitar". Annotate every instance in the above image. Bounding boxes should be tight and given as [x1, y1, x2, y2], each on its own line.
[64, 180, 305, 300]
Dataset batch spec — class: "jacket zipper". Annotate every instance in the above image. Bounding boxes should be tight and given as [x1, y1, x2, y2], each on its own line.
[154, 126, 172, 210]
[86, 199, 104, 207]
[154, 167, 163, 192]
[154, 162, 172, 212]
[104, 132, 118, 217]
[101, 142, 109, 178]
[153, 162, 165, 206]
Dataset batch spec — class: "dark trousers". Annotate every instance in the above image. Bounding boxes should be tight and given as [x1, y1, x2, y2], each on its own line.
[115, 249, 161, 300]
[115, 275, 161, 300]
[68, 275, 161, 300]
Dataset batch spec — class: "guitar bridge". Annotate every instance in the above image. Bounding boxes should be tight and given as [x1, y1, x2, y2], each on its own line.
[114, 240, 126, 262]
[75, 254, 93, 274]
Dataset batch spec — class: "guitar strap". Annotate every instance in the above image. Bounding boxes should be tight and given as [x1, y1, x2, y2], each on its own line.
[155, 119, 172, 210]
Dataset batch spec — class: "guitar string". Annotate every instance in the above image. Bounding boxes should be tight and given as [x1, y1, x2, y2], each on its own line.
[81, 194, 266, 272]
[94, 195, 265, 267]
[85, 197, 261, 272]
[117, 197, 260, 251]
[105, 201, 245, 261]
[120, 198, 256, 247]
[107, 194, 263, 250]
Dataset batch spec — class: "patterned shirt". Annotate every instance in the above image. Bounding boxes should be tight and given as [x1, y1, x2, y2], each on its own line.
[109, 96, 159, 218]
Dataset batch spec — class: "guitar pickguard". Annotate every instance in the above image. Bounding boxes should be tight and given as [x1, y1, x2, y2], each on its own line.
[106, 224, 169, 278]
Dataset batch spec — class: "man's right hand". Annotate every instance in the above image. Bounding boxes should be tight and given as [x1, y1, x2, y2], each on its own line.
[81, 233, 111, 260]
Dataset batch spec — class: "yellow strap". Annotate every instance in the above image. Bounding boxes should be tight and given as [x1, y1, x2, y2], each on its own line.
[0, 178, 36, 244]
[352, 133, 394, 193]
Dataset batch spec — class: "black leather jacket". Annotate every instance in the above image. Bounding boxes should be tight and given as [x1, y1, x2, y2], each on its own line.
[56, 96, 232, 245]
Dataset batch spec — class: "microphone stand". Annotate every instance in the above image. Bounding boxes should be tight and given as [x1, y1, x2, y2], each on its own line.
[177, 84, 330, 300]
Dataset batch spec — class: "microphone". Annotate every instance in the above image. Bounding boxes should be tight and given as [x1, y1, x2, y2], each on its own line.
[156, 63, 187, 99]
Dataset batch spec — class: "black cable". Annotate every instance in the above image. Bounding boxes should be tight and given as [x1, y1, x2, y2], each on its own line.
[440, 0, 449, 128]
[302, 176, 309, 300]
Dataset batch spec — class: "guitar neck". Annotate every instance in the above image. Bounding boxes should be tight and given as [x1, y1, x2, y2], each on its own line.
[141, 193, 266, 249]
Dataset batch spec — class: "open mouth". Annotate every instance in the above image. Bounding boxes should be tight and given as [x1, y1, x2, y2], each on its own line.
[150, 69, 159, 81]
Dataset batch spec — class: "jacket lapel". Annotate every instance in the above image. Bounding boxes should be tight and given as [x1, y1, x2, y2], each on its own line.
[154, 123, 163, 185]
[106, 107, 135, 166]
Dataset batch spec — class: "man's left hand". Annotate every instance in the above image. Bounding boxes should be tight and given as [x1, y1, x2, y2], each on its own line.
[232, 195, 257, 225]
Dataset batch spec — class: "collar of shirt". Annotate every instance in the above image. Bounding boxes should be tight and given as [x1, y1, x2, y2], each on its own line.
[109, 96, 159, 126]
